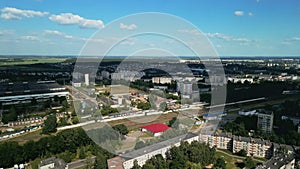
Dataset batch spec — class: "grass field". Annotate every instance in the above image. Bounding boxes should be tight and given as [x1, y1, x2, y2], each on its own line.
[0, 57, 66, 66]
[108, 112, 178, 130]
[215, 149, 263, 169]
[8, 129, 46, 145]
[215, 151, 243, 169]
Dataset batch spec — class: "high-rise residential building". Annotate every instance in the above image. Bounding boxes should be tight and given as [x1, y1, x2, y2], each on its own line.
[257, 110, 274, 133]
[177, 82, 193, 95]
[85, 74, 89, 86]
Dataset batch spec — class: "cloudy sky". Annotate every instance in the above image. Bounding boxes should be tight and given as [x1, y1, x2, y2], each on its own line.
[0, 0, 300, 56]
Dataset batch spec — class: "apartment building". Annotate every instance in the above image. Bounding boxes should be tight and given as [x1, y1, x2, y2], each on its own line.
[257, 110, 274, 133]
[108, 133, 199, 169]
[200, 133, 273, 159]
[232, 136, 273, 159]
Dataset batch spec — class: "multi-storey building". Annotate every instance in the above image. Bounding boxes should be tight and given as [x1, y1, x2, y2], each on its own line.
[257, 110, 274, 133]
[107, 133, 199, 169]
[232, 136, 273, 159]
[199, 133, 232, 150]
[152, 77, 172, 84]
[200, 133, 273, 159]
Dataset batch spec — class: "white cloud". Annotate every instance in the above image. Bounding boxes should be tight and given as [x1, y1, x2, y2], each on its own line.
[1, 7, 48, 20]
[290, 37, 300, 41]
[206, 32, 251, 43]
[177, 29, 201, 36]
[44, 30, 74, 39]
[0, 29, 14, 36]
[281, 41, 292, 46]
[44, 30, 64, 36]
[248, 12, 254, 16]
[234, 11, 244, 16]
[20, 36, 39, 41]
[120, 23, 137, 30]
[49, 13, 104, 29]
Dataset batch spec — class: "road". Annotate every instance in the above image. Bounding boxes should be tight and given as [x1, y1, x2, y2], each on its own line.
[207, 97, 266, 109]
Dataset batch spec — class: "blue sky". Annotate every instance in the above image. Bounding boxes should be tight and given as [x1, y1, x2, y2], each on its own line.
[0, 0, 300, 56]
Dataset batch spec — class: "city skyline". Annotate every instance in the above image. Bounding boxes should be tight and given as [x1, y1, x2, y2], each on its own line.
[0, 0, 300, 56]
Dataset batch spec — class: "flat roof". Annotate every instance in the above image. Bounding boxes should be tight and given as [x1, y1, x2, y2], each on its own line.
[0, 81, 67, 97]
[120, 133, 197, 160]
[107, 157, 125, 169]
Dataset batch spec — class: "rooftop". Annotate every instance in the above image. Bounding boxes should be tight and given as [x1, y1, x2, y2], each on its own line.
[141, 123, 169, 133]
[107, 156, 125, 169]
[256, 154, 295, 169]
[0, 81, 67, 97]
[257, 109, 273, 115]
[39, 157, 67, 169]
[120, 133, 197, 160]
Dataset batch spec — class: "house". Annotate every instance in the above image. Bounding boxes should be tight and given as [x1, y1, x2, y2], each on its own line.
[141, 123, 169, 137]
[39, 157, 68, 169]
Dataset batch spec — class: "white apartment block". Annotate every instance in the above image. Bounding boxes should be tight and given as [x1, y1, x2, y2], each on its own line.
[108, 133, 199, 169]
[152, 77, 172, 84]
[200, 133, 273, 159]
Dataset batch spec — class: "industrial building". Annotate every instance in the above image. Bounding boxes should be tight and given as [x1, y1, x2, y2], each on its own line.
[0, 81, 69, 106]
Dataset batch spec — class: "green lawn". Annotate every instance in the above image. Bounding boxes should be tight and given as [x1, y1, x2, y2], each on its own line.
[215, 151, 244, 169]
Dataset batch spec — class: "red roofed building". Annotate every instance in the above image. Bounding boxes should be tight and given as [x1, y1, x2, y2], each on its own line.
[141, 123, 169, 136]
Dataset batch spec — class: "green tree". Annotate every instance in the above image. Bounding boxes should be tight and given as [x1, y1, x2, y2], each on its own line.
[100, 106, 118, 115]
[79, 147, 86, 159]
[131, 160, 141, 169]
[58, 150, 72, 163]
[137, 102, 151, 110]
[94, 154, 107, 169]
[42, 115, 57, 134]
[244, 157, 256, 169]
[143, 154, 167, 169]
[214, 158, 226, 169]
[185, 161, 202, 169]
[2, 107, 17, 124]
[112, 124, 129, 135]
[168, 147, 187, 169]
[236, 149, 247, 157]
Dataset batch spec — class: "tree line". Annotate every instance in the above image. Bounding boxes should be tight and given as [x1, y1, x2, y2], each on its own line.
[0, 128, 113, 168]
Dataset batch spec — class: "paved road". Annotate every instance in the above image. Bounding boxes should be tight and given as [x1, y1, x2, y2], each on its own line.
[207, 97, 266, 109]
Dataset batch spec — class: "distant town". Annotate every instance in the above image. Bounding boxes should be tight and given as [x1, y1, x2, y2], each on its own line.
[0, 56, 299, 169]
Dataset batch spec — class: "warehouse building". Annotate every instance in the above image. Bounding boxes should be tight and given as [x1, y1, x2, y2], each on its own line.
[0, 81, 69, 106]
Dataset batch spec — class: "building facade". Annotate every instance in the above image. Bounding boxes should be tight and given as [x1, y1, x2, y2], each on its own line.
[257, 110, 274, 133]
[108, 134, 199, 169]
[200, 133, 273, 159]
